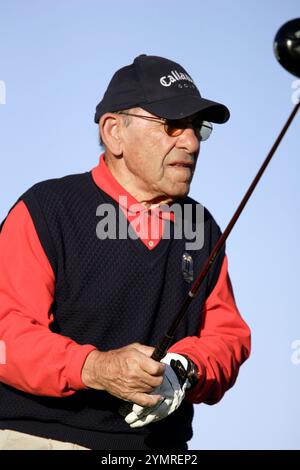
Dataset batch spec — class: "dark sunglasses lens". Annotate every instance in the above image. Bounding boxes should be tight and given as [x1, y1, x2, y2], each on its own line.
[165, 122, 183, 137]
[165, 119, 213, 140]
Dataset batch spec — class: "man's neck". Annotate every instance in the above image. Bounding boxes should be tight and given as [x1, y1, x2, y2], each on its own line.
[104, 154, 174, 209]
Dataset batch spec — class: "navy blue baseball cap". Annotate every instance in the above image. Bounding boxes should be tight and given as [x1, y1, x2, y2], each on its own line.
[94, 54, 230, 124]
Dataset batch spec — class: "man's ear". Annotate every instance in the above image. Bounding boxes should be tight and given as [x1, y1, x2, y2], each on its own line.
[99, 114, 123, 155]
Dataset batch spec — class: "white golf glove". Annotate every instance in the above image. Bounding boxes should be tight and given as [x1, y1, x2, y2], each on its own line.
[125, 353, 190, 428]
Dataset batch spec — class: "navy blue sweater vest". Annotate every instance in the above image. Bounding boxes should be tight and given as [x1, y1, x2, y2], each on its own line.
[0, 171, 225, 449]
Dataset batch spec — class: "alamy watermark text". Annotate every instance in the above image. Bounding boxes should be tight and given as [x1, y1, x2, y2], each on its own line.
[0, 80, 6, 104]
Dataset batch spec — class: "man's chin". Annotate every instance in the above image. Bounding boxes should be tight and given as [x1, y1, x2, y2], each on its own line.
[169, 183, 190, 199]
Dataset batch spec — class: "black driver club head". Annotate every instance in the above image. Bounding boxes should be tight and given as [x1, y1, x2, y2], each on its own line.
[274, 18, 300, 78]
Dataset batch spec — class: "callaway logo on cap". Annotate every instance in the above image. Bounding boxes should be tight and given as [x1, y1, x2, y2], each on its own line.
[94, 54, 230, 124]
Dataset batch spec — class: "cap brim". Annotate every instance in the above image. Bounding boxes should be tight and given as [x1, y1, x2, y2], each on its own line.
[141, 95, 230, 124]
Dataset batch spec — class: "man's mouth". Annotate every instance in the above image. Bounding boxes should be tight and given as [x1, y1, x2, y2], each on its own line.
[168, 161, 194, 169]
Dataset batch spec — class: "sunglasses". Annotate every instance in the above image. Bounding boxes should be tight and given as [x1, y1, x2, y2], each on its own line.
[116, 112, 213, 141]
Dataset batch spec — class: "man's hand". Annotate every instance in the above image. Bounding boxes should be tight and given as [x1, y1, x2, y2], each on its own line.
[81, 343, 165, 407]
[124, 353, 189, 428]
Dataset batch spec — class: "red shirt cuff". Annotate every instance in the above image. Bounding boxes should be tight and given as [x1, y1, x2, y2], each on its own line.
[65, 344, 97, 390]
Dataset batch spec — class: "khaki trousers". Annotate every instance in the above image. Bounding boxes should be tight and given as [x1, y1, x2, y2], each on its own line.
[0, 429, 89, 450]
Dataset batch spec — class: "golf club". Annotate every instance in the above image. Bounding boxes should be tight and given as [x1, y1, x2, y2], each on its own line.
[150, 17, 300, 361]
[120, 19, 300, 417]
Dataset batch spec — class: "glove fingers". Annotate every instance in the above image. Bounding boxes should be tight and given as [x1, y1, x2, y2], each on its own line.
[132, 397, 166, 421]
[131, 403, 145, 416]
[129, 400, 172, 428]
[125, 410, 140, 425]
[129, 412, 156, 428]
[125, 398, 165, 425]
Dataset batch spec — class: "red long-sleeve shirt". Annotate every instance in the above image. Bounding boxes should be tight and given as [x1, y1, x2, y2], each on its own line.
[0, 155, 250, 403]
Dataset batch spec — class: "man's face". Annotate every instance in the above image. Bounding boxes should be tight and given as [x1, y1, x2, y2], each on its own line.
[119, 108, 200, 200]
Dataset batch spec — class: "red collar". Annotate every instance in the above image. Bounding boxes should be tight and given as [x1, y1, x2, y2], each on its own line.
[91, 154, 175, 250]
[91, 154, 175, 222]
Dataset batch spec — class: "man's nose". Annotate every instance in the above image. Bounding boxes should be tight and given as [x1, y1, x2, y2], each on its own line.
[175, 127, 200, 153]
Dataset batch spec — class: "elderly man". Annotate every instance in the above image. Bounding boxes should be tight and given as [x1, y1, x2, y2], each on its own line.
[0, 55, 250, 450]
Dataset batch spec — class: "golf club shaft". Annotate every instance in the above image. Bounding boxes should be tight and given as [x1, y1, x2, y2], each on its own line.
[119, 102, 299, 416]
[152, 100, 300, 362]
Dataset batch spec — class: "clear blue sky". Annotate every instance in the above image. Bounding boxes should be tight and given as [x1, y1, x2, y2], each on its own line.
[0, 0, 299, 450]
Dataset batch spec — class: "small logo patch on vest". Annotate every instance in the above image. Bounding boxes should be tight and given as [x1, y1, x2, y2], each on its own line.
[182, 252, 194, 283]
